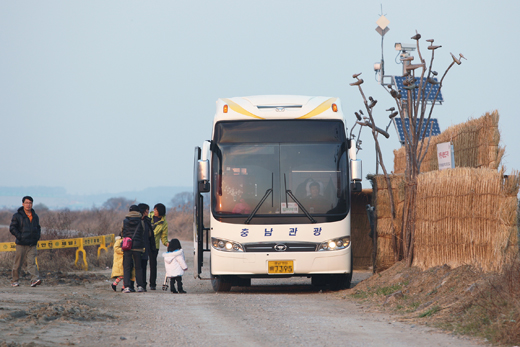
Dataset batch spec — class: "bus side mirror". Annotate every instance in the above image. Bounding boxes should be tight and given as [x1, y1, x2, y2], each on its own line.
[350, 159, 362, 192]
[351, 182, 362, 192]
[197, 159, 210, 193]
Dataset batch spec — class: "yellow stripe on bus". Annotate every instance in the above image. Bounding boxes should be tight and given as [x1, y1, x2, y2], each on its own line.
[222, 98, 264, 119]
[297, 97, 337, 119]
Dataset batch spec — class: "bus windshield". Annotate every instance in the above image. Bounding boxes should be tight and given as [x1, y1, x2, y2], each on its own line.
[211, 120, 349, 224]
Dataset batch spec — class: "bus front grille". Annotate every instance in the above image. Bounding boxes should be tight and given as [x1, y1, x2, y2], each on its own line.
[243, 242, 318, 252]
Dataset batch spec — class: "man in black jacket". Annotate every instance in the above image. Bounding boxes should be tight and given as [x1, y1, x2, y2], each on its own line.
[138, 203, 157, 291]
[121, 205, 146, 293]
[10, 196, 42, 287]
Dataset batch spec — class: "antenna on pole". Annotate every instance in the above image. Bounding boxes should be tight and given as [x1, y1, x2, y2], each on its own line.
[375, 6, 390, 84]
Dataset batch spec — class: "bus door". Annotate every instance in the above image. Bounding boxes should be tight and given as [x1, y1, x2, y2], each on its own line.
[193, 146, 210, 279]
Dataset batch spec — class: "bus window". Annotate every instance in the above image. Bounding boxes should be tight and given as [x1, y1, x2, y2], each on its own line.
[280, 143, 347, 215]
[213, 144, 280, 215]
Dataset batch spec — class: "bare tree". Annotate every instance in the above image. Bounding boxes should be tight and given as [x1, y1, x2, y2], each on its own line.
[350, 74, 400, 262]
[352, 31, 465, 266]
[102, 197, 135, 211]
[170, 192, 193, 211]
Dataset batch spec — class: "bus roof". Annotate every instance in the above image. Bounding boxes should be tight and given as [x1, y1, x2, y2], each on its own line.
[214, 95, 344, 123]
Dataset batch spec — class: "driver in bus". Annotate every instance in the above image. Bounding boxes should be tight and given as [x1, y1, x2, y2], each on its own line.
[305, 181, 328, 213]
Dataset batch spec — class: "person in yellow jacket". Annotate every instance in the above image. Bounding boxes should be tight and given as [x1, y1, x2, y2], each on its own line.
[111, 236, 135, 291]
[148, 203, 169, 290]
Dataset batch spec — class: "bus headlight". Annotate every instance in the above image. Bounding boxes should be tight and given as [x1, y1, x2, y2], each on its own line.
[212, 237, 244, 252]
[318, 236, 350, 251]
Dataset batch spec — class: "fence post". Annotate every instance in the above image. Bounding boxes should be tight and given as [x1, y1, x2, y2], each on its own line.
[97, 235, 107, 258]
[74, 238, 88, 271]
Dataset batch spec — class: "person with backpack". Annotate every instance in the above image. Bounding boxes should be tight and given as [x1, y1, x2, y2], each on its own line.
[121, 205, 146, 293]
[110, 235, 136, 292]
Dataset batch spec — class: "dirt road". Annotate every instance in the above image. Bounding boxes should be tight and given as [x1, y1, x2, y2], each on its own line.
[0, 243, 486, 347]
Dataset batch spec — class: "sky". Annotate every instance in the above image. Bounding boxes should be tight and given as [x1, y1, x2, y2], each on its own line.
[1, 1, 519, 196]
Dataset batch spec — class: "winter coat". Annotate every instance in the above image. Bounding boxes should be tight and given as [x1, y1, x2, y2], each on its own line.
[163, 249, 188, 277]
[121, 211, 145, 251]
[111, 237, 135, 280]
[10, 207, 41, 246]
[149, 213, 169, 250]
[141, 216, 156, 260]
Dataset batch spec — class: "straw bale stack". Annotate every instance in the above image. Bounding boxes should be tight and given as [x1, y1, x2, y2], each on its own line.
[370, 174, 405, 272]
[393, 111, 504, 174]
[351, 189, 373, 269]
[413, 168, 519, 272]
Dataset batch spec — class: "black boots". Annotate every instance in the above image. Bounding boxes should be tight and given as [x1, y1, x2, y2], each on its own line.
[178, 281, 186, 294]
[170, 277, 186, 294]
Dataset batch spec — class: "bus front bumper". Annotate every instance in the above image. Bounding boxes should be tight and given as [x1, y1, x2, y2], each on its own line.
[210, 247, 351, 276]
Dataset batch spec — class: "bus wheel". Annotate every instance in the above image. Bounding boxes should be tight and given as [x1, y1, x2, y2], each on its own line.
[234, 277, 251, 287]
[211, 275, 232, 292]
[329, 274, 351, 291]
[330, 250, 353, 290]
[311, 275, 328, 287]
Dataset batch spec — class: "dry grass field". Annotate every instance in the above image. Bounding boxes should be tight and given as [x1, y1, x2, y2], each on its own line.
[0, 205, 193, 272]
[348, 258, 520, 345]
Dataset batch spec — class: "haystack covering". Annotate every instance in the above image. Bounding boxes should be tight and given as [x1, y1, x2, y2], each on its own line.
[393, 111, 504, 174]
[351, 189, 373, 269]
[371, 111, 518, 273]
[370, 174, 405, 271]
[413, 168, 519, 272]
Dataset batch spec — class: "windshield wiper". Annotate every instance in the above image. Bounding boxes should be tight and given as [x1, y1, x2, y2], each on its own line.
[284, 174, 317, 223]
[245, 173, 274, 224]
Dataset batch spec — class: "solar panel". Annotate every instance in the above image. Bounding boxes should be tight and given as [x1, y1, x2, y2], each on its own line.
[393, 118, 441, 145]
[394, 76, 444, 103]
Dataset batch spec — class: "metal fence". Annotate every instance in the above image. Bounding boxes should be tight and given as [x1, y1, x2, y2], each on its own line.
[0, 234, 115, 271]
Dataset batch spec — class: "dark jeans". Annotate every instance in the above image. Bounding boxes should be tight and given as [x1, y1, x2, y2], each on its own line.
[170, 276, 184, 292]
[123, 250, 144, 288]
[149, 249, 159, 287]
[141, 258, 148, 289]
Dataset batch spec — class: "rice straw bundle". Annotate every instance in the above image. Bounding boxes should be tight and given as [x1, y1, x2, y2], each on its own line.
[413, 168, 519, 272]
[350, 189, 373, 269]
[371, 174, 405, 271]
[393, 111, 504, 174]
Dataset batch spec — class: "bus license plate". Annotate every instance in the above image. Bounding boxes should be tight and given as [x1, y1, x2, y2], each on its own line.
[268, 260, 294, 274]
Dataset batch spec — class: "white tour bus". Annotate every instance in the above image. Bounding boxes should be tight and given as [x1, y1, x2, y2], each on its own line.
[193, 95, 362, 292]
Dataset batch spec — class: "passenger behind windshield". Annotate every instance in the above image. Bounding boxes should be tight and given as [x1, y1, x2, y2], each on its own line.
[232, 195, 252, 214]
